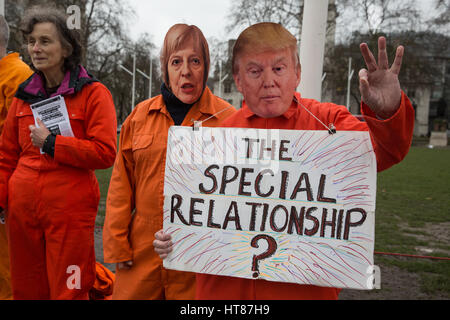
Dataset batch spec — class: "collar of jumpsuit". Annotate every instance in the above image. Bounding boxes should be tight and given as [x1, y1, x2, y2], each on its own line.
[15, 65, 97, 104]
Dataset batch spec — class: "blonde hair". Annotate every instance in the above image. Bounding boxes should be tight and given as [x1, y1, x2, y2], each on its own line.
[232, 22, 300, 75]
[160, 24, 210, 88]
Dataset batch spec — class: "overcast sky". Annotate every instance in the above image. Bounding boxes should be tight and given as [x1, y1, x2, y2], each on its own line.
[126, 0, 439, 51]
[127, 0, 237, 50]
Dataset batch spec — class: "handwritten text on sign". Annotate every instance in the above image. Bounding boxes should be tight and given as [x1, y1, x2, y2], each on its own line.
[163, 127, 377, 290]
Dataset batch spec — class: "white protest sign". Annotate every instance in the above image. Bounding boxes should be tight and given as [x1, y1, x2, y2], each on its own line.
[163, 127, 377, 290]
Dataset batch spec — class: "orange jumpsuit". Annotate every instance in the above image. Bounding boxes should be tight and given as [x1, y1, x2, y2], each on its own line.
[0, 52, 33, 300]
[196, 91, 414, 300]
[89, 262, 115, 300]
[0, 66, 117, 299]
[103, 87, 235, 299]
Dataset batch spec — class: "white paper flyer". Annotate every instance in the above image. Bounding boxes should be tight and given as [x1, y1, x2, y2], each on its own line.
[30, 95, 74, 153]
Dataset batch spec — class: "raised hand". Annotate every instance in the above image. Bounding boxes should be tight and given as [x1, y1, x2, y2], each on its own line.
[359, 36, 404, 119]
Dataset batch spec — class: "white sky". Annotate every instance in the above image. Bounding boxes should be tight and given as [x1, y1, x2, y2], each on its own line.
[127, 0, 238, 50]
[126, 0, 439, 51]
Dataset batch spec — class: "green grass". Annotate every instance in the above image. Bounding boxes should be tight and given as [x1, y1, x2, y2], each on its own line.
[375, 147, 450, 246]
[374, 146, 450, 296]
[95, 166, 113, 225]
[94, 134, 118, 225]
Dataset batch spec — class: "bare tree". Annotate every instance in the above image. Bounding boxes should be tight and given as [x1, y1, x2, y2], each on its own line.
[226, 0, 303, 36]
[109, 33, 161, 124]
[338, 0, 422, 38]
[82, 0, 134, 71]
[426, 0, 450, 33]
[324, 29, 447, 111]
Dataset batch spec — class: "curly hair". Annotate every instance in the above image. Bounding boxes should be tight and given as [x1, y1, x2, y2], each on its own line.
[20, 6, 83, 72]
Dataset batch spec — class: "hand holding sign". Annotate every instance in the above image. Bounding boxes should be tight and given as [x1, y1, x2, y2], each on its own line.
[153, 230, 173, 259]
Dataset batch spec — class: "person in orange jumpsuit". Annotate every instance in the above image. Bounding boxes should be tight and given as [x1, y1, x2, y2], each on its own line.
[153, 22, 415, 300]
[102, 24, 235, 300]
[0, 14, 33, 301]
[0, 7, 117, 299]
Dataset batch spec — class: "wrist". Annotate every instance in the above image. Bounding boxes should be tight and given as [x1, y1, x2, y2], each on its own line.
[42, 133, 56, 157]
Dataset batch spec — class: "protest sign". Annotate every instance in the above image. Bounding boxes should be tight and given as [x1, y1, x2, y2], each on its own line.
[163, 127, 378, 290]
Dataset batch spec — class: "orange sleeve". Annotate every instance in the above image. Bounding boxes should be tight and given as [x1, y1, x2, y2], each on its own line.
[53, 83, 117, 170]
[0, 59, 33, 133]
[102, 112, 136, 263]
[360, 91, 415, 172]
[0, 98, 22, 208]
[329, 91, 414, 172]
[3, 66, 33, 112]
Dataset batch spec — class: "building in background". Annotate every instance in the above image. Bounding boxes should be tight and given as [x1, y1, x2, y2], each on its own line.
[210, 0, 337, 110]
[210, 5, 448, 138]
[6, 0, 447, 136]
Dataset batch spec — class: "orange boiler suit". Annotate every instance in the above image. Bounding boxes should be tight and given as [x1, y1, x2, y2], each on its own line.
[196, 91, 415, 300]
[0, 52, 33, 300]
[0, 53, 34, 132]
[0, 66, 117, 299]
[103, 87, 235, 299]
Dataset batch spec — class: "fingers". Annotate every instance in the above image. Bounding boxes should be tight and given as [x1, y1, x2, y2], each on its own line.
[117, 260, 133, 270]
[29, 125, 43, 147]
[360, 42, 377, 73]
[29, 118, 47, 132]
[31, 118, 46, 130]
[155, 229, 171, 241]
[29, 118, 51, 148]
[390, 45, 404, 75]
[377, 36, 389, 70]
[36, 118, 44, 127]
[29, 127, 38, 147]
[358, 69, 370, 100]
[153, 230, 173, 259]
[361, 36, 402, 72]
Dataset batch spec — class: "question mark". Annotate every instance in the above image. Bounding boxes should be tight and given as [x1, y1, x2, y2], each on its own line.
[250, 234, 278, 279]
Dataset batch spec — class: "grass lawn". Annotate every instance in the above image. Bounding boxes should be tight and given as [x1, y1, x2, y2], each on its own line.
[373, 146, 450, 296]
[94, 145, 450, 296]
[94, 134, 118, 226]
[375, 146, 450, 250]
[95, 166, 113, 226]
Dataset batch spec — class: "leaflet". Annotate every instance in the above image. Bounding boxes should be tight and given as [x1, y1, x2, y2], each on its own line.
[30, 95, 74, 137]
[30, 95, 74, 153]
